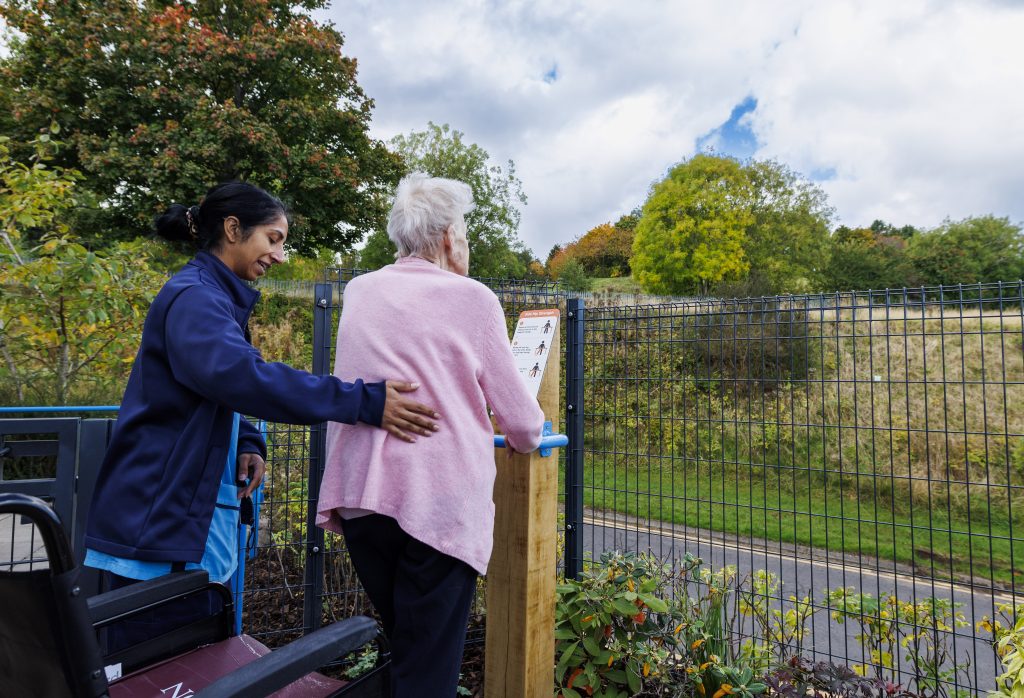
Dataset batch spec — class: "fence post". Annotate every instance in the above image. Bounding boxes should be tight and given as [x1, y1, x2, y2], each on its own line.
[564, 298, 585, 579]
[75, 418, 115, 597]
[303, 282, 333, 634]
[485, 312, 562, 698]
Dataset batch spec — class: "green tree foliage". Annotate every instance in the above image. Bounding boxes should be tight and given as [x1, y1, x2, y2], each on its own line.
[549, 220, 635, 279]
[614, 207, 642, 232]
[0, 127, 78, 261]
[0, 133, 164, 404]
[1, 236, 164, 404]
[631, 155, 753, 295]
[557, 258, 592, 292]
[742, 159, 832, 293]
[906, 215, 1024, 286]
[357, 222, 400, 270]
[359, 122, 530, 278]
[822, 216, 1022, 291]
[631, 155, 832, 296]
[823, 226, 912, 291]
[515, 248, 547, 279]
[0, 0, 402, 255]
[870, 219, 918, 239]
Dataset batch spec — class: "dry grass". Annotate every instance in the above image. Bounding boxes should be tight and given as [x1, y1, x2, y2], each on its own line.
[807, 307, 1024, 489]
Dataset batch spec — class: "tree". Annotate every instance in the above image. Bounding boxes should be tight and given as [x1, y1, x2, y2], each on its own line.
[613, 207, 642, 232]
[0, 133, 164, 404]
[742, 159, 832, 293]
[548, 221, 634, 278]
[557, 258, 592, 292]
[359, 122, 529, 278]
[631, 155, 833, 296]
[907, 215, 1024, 286]
[357, 225, 397, 270]
[822, 225, 911, 291]
[631, 155, 753, 295]
[0, 0, 402, 255]
[2, 236, 165, 404]
[0, 128, 78, 262]
[870, 219, 918, 239]
[513, 248, 546, 279]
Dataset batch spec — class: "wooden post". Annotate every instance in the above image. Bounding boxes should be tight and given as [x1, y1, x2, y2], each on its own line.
[485, 320, 560, 698]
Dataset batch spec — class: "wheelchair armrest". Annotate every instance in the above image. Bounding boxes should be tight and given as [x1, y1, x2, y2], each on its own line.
[195, 616, 379, 698]
[87, 570, 211, 626]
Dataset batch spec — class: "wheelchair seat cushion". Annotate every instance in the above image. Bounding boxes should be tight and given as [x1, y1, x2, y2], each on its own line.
[109, 633, 346, 697]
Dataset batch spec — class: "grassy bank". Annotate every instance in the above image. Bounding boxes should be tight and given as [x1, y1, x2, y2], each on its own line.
[579, 301, 1024, 587]
[575, 454, 1020, 586]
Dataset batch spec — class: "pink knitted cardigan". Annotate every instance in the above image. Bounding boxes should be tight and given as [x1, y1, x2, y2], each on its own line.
[315, 257, 545, 574]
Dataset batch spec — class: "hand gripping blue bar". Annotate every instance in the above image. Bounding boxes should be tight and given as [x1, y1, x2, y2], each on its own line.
[493, 420, 568, 457]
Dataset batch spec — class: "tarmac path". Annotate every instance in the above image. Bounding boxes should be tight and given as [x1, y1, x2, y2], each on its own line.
[580, 509, 1011, 693]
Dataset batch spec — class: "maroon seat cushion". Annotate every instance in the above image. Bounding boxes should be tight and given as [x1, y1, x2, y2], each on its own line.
[109, 634, 346, 697]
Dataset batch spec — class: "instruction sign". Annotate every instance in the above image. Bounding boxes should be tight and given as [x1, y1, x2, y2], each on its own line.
[510, 309, 559, 397]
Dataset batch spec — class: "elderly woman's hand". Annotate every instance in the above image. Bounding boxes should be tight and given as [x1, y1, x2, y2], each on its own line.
[383, 381, 441, 442]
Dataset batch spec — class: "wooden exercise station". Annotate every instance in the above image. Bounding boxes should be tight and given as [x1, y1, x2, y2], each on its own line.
[486, 309, 562, 698]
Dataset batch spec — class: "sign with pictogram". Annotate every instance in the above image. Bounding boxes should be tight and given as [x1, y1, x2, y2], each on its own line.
[510, 309, 559, 398]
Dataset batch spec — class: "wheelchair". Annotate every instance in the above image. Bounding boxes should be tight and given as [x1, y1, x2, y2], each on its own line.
[0, 492, 389, 697]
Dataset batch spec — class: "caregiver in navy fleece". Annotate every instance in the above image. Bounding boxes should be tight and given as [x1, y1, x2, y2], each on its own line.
[84, 182, 439, 647]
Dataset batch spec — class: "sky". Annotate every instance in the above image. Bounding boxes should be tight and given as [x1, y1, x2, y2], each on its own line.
[328, 2, 1018, 258]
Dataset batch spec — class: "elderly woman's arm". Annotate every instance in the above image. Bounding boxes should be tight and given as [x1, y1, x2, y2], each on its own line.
[478, 298, 545, 452]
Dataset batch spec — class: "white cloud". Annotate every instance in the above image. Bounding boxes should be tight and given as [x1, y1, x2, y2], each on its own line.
[320, 0, 1024, 257]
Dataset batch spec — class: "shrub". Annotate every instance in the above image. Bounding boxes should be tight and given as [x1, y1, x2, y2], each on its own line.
[983, 602, 1024, 697]
[554, 551, 678, 697]
[765, 656, 912, 698]
[826, 588, 970, 695]
[688, 301, 813, 393]
[737, 570, 815, 672]
[559, 258, 592, 292]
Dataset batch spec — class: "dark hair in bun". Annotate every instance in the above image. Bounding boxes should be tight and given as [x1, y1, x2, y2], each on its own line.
[155, 181, 289, 251]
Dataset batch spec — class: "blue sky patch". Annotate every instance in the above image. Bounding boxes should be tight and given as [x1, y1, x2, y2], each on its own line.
[809, 166, 837, 182]
[697, 95, 758, 159]
[543, 64, 559, 84]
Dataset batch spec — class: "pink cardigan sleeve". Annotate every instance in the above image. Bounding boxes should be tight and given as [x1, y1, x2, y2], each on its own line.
[478, 297, 545, 452]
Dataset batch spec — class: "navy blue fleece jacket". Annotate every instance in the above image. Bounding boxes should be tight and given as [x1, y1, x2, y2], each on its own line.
[85, 251, 385, 562]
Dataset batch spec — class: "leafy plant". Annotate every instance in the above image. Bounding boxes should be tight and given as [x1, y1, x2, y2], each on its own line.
[554, 551, 678, 697]
[765, 656, 911, 698]
[666, 555, 764, 698]
[737, 570, 815, 672]
[982, 602, 1024, 697]
[897, 597, 971, 697]
[343, 646, 378, 680]
[670, 555, 739, 670]
[826, 588, 971, 696]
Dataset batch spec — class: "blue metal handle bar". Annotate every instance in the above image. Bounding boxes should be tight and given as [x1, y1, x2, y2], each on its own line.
[493, 421, 567, 457]
[0, 407, 570, 455]
[0, 405, 120, 413]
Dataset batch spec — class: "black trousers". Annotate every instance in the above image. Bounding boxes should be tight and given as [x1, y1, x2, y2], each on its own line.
[104, 572, 224, 653]
[341, 513, 478, 698]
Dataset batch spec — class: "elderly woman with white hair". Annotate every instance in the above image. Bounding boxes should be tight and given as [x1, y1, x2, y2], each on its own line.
[316, 173, 544, 696]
